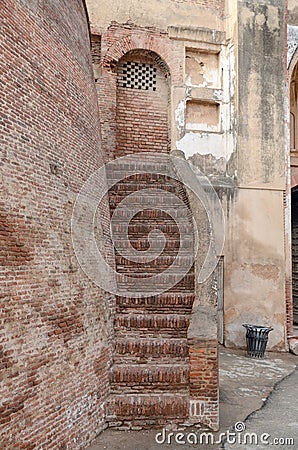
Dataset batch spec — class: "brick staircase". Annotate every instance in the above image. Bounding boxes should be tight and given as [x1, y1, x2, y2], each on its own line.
[106, 162, 195, 427]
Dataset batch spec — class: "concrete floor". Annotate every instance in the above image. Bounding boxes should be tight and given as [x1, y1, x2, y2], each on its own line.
[224, 366, 298, 449]
[87, 347, 297, 450]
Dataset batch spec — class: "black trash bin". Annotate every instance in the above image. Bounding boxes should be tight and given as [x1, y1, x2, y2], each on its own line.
[242, 324, 273, 358]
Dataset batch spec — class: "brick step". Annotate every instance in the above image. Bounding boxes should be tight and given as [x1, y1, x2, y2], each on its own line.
[115, 255, 193, 266]
[109, 182, 179, 195]
[110, 209, 192, 220]
[112, 232, 192, 243]
[107, 171, 175, 180]
[107, 171, 183, 182]
[109, 200, 189, 212]
[109, 194, 188, 209]
[117, 288, 194, 296]
[114, 330, 188, 340]
[115, 261, 194, 274]
[116, 252, 193, 264]
[111, 227, 192, 237]
[116, 293, 195, 313]
[109, 195, 189, 209]
[116, 273, 195, 293]
[116, 270, 194, 277]
[114, 313, 189, 334]
[113, 238, 193, 252]
[106, 163, 170, 177]
[110, 364, 189, 392]
[106, 394, 188, 422]
[113, 236, 193, 253]
[112, 230, 192, 241]
[114, 337, 188, 360]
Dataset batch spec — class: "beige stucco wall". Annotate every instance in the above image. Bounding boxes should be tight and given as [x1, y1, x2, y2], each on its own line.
[86, 0, 224, 32]
[224, 188, 286, 350]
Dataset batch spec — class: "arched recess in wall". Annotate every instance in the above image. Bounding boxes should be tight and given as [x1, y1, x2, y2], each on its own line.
[115, 49, 171, 157]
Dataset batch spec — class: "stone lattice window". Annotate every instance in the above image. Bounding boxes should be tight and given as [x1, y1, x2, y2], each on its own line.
[118, 61, 157, 91]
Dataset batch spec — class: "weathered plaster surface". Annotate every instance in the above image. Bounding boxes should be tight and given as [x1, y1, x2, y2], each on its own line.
[237, 0, 286, 190]
[219, 0, 288, 351]
[188, 305, 217, 340]
[288, 0, 298, 25]
[224, 188, 286, 350]
[177, 132, 226, 159]
[288, 25, 298, 68]
[174, 98, 186, 137]
[86, 0, 224, 32]
[175, 41, 236, 169]
[185, 49, 220, 88]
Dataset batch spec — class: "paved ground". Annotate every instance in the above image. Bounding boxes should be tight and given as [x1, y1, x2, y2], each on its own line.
[224, 367, 298, 450]
[87, 347, 297, 450]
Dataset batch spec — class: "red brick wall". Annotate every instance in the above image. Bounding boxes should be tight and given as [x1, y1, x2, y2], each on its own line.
[189, 340, 219, 429]
[1, 1, 113, 448]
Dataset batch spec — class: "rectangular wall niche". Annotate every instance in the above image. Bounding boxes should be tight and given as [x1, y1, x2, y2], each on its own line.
[91, 34, 101, 81]
[186, 100, 220, 132]
[185, 48, 220, 88]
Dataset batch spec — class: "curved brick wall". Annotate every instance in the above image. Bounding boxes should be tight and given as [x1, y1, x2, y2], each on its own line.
[1, 1, 112, 448]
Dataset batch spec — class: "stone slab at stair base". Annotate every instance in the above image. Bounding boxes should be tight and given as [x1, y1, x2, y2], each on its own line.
[289, 337, 298, 355]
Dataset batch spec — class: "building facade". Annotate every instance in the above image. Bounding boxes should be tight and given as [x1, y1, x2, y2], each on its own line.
[1, 0, 298, 448]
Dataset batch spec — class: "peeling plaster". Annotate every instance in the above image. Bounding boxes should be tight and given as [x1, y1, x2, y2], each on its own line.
[240, 6, 255, 27]
[213, 89, 223, 101]
[176, 42, 236, 172]
[255, 13, 266, 28]
[174, 99, 186, 136]
[185, 48, 220, 89]
[186, 123, 218, 133]
[267, 5, 280, 32]
[288, 25, 298, 68]
[249, 263, 280, 281]
[176, 131, 233, 161]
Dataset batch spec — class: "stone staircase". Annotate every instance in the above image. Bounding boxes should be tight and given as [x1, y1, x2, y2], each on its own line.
[106, 163, 195, 427]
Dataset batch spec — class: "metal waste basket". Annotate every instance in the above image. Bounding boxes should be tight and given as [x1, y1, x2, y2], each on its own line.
[242, 324, 273, 358]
